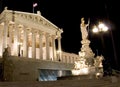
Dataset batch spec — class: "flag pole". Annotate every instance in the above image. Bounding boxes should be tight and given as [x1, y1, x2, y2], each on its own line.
[33, 3, 38, 13]
[33, 7, 34, 13]
[33, 2, 34, 13]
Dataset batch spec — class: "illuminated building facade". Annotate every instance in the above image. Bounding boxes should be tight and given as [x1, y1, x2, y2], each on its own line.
[0, 7, 63, 60]
[0, 7, 80, 81]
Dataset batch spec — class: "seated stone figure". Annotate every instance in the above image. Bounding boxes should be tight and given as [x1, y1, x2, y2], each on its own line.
[94, 55, 104, 68]
[3, 48, 9, 58]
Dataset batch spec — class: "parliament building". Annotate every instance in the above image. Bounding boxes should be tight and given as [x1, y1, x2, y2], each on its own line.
[0, 7, 80, 81]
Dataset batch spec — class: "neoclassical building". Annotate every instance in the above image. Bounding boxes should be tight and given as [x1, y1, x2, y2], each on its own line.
[0, 7, 63, 60]
[0, 7, 80, 81]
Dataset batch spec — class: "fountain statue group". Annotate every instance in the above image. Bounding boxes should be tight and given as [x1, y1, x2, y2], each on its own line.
[72, 17, 104, 77]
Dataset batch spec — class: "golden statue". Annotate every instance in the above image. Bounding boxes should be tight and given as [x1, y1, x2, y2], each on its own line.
[80, 17, 89, 40]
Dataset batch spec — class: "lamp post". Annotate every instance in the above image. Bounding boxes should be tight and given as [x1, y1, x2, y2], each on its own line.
[92, 22, 108, 33]
[92, 22, 108, 56]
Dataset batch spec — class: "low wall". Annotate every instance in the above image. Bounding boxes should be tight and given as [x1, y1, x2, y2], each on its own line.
[2, 56, 74, 81]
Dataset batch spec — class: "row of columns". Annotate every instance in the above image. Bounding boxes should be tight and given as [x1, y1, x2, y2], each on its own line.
[0, 21, 62, 61]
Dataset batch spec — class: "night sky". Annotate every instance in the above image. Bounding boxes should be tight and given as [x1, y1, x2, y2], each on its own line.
[0, 0, 120, 70]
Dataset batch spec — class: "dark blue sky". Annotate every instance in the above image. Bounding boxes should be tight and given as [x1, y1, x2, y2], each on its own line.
[0, 0, 120, 70]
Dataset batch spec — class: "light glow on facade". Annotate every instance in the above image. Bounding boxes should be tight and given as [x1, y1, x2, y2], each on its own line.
[72, 68, 89, 75]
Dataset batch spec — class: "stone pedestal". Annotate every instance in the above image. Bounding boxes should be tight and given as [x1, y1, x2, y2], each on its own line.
[79, 39, 95, 66]
[80, 39, 95, 59]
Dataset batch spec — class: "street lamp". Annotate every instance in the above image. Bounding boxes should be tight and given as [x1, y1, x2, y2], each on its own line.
[92, 21, 118, 71]
[92, 22, 109, 56]
[92, 22, 108, 33]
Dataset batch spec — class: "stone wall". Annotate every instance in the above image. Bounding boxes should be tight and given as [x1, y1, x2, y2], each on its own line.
[1, 56, 74, 81]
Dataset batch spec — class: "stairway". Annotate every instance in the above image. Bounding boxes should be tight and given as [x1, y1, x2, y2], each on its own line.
[0, 76, 119, 87]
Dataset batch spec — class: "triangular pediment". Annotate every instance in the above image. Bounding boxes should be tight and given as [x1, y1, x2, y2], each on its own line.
[0, 8, 62, 35]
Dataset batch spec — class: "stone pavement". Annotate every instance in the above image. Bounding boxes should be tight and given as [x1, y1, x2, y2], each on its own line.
[0, 76, 120, 87]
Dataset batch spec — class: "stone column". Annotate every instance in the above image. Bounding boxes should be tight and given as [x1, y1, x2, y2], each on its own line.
[45, 33, 50, 60]
[27, 30, 32, 58]
[18, 26, 21, 57]
[58, 36, 62, 60]
[0, 23, 4, 56]
[23, 27, 28, 57]
[52, 36, 56, 61]
[32, 30, 36, 58]
[13, 24, 19, 56]
[8, 25, 13, 56]
[7, 21, 14, 56]
[3, 21, 8, 49]
[39, 32, 43, 59]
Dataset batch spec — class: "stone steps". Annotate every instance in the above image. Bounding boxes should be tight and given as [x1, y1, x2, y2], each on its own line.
[0, 77, 119, 87]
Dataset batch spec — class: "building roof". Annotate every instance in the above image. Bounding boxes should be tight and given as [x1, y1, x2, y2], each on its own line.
[0, 7, 63, 35]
